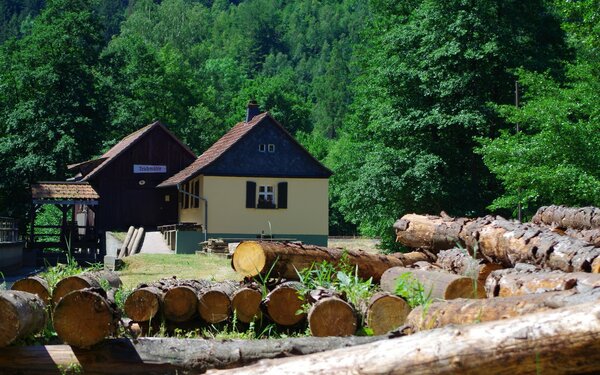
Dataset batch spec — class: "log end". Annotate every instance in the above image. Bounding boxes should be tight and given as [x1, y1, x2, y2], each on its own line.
[232, 287, 263, 323]
[592, 257, 600, 274]
[232, 241, 267, 277]
[199, 291, 231, 324]
[11, 278, 51, 305]
[163, 286, 198, 322]
[308, 297, 357, 337]
[52, 276, 92, 305]
[124, 288, 161, 322]
[446, 278, 486, 299]
[53, 290, 115, 348]
[0, 293, 21, 347]
[367, 293, 411, 335]
[266, 286, 305, 326]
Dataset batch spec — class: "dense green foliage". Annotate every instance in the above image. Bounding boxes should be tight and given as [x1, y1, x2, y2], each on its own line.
[0, 0, 598, 246]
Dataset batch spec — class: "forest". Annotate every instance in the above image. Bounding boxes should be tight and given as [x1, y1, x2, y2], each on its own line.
[0, 0, 598, 246]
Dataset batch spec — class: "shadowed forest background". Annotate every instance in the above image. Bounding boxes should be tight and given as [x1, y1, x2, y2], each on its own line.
[0, 0, 598, 248]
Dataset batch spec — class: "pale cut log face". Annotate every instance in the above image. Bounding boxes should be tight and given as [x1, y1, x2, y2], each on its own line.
[0, 297, 19, 347]
[445, 279, 483, 299]
[308, 298, 357, 337]
[267, 287, 305, 326]
[11, 279, 50, 304]
[199, 291, 230, 323]
[232, 288, 262, 323]
[125, 289, 160, 322]
[163, 286, 198, 322]
[52, 277, 91, 305]
[367, 295, 410, 335]
[232, 242, 266, 277]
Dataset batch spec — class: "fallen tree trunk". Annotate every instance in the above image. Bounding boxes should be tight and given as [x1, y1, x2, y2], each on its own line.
[198, 280, 239, 324]
[380, 267, 485, 300]
[11, 276, 51, 305]
[364, 292, 411, 335]
[533, 205, 600, 230]
[52, 270, 122, 305]
[0, 291, 47, 347]
[0, 335, 386, 374]
[307, 289, 357, 337]
[435, 248, 503, 285]
[394, 213, 600, 273]
[163, 279, 211, 322]
[125, 287, 164, 322]
[485, 268, 600, 297]
[53, 287, 119, 348]
[209, 301, 600, 375]
[231, 284, 263, 323]
[232, 241, 421, 282]
[263, 281, 306, 326]
[407, 288, 600, 331]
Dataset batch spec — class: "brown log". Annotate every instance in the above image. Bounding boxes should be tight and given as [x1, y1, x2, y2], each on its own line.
[231, 285, 263, 323]
[163, 279, 211, 322]
[394, 213, 600, 272]
[435, 248, 503, 285]
[124, 286, 163, 322]
[485, 268, 600, 297]
[0, 336, 386, 374]
[306, 289, 357, 337]
[53, 288, 119, 348]
[365, 292, 411, 335]
[533, 205, 600, 230]
[118, 226, 136, 259]
[11, 276, 51, 305]
[210, 301, 600, 375]
[263, 281, 306, 326]
[407, 288, 600, 331]
[381, 267, 485, 300]
[0, 290, 47, 347]
[198, 280, 239, 324]
[52, 270, 122, 305]
[232, 241, 415, 282]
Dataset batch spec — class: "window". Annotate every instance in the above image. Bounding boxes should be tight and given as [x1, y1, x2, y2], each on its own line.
[246, 181, 287, 209]
[258, 144, 266, 152]
[257, 185, 276, 209]
[268, 144, 275, 153]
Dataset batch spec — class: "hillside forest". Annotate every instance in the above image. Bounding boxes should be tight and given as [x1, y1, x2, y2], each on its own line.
[0, 0, 598, 247]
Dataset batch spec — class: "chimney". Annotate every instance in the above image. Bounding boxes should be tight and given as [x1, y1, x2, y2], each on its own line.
[246, 99, 260, 122]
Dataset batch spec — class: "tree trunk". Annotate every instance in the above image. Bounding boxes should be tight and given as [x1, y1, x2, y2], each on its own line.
[10, 276, 51, 305]
[380, 267, 485, 300]
[407, 288, 600, 331]
[485, 268, 600, 297]
[0, 336, 386, 374]
[263, 281, 306, 326]
[435, 248, 503, 285]
[118, 226, 136, 259]
[365, 292, 411, 335]
[307, 289, 357, 337]
[533, 205, 600, 230]
[198, 280, 240, 324]
[232, 241, 419, 282]
[130, 227, 145, 255]
[52, 270, 122, 305]
[124, 286, 164, 322]
[0, 291, 47, 347]
[231, 285, 263, 323]
[163, 279, 211, 322]
[53, 287, 119, 348]
[210, 301, 600, 375]
[394, 213, 600, 273]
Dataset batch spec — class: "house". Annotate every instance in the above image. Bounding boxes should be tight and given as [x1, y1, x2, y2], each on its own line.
[157, 101, 332, 252]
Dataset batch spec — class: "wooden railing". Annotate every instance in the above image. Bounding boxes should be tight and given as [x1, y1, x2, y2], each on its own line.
[0, 217, 19, 243]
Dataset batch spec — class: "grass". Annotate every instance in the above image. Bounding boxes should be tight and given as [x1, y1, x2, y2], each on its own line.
[119, 254, 241, 289]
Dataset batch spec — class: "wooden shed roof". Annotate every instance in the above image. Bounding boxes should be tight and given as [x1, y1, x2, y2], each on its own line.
[32, 182, 99, 200]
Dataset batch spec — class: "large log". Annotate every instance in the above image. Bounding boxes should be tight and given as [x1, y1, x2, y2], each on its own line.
[52, 270, 122, 305]
[407, 288, 600, 331]
[306, 289, 357, 337]
[380, 267, 485, 300]
[365, 292, 411, 335]
[11, 276, 51, 305]
[118, 226, 136, 258]
[124, 278, 179, 322]
[0, 291, 47, 347]
[394, 213, 600, 272]
[210, 301, 600, 375]
[163, 279, 211, 322]
[263, 281, 306, 326]
[0, 336, 386, 374]
[232, 241, 420, 282]
[53, 288, 119, 348]
[435, 248, 503, 285]
[198, 280, 239, 324]
[231, 285, 263, 323]
[485, 268, 600, 297]
[533, 205, 600, 230]
[130, 227, 145, 255]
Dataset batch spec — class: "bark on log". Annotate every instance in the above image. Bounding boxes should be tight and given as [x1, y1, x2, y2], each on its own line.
[485, 268, 600, 297]
[263, 281, 306, 326]
[435, 248, 503, 285]
[124, 278, 177, 322]
[52, 270, 122, 305]
[10, 276, 51, 305]
[53, 287, 119, 348]
[231, 285, 263, 323]
[407, 288, 600, 331]
[163, 279, 211, 322]
[0, 291, 47, 347]
[307, 289, 357, 337]
[365, 292, 411, 335]
[0, 336, 386, 374]
[394, 213, 600, 273]
[198, 280, 239, 324]
[380, 267, 485, 300]
[118, 226, 136, 259]
[533, 205, 600, 230]
[232, 241, 417, 283]
[210, 301, 600, 375]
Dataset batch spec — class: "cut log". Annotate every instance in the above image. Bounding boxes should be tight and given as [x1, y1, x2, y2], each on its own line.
[263, 281, 306, 326]
[380, 267, 485, 300]
[52, 270, 122, 305]
[118, 226, 136, 259]
[198, 280, 239, 324]
[231, 285, 263, 323]
[163, 279, 211, 322]
[130, 227, 145, 255]
[53, 288, 118, 348]
[365, 292, 411, 335]
[394, 213, 600, 272]
[485, 268, 600, 297]
[11, 276, 51, 305]
[124, 286, 163, 322]
[407, 288, 600, 331]
[0, 336, 386, 374]
[210, 301, 600, 375]
[0, 291, 47, 347]
[307, 289, 357, 337]
[533, 205, 600, 230]
[435, 248, 503, 285]
[232, 241, 416, 282]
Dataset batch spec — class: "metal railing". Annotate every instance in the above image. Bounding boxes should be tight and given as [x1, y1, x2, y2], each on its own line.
[0, 217, 19, 243]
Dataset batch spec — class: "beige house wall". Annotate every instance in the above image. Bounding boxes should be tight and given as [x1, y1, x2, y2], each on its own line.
[178, 175, 205, 223]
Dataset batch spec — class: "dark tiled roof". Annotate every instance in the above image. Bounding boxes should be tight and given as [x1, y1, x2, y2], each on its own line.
[32, 182, 99, 200]
[158, 112, 268, 187]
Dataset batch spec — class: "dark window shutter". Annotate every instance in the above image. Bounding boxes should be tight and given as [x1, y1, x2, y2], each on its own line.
[277, 182, 288, 209]
[246, 181, 256, 208]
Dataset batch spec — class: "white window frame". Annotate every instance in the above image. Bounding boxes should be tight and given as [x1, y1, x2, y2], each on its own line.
[268, 144, 275, 153]
[257, 185, 275, 208]
[258, 144, 266, 152]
